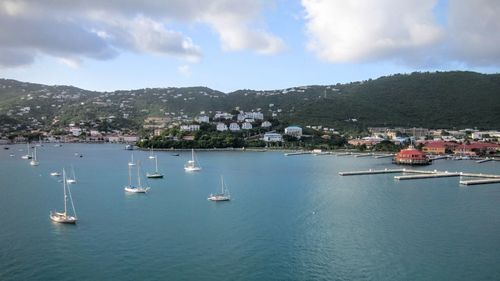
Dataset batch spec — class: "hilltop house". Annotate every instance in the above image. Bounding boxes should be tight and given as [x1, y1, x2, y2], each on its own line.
[216, 123, 228, 131]
[241, 122, 252, 130]
[284, 126, 303, 137]
[261, 121, 272, 128]
[229, 123, 241, 132]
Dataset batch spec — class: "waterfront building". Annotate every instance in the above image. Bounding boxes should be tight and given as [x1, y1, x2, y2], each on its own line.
[263, 132, 283, 142]
[393, 146, 431, 165]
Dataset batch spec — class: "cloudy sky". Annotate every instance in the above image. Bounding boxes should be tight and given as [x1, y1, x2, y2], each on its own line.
[0, 0, 499, 92]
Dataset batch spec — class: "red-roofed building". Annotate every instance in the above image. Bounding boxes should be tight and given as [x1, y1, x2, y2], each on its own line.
[422, 141, 458, 155]
[454, 142, 500, 156]
[394, 145, 431, 165]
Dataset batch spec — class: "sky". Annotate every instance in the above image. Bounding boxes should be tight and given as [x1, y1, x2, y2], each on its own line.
[0, 0, 499, 93]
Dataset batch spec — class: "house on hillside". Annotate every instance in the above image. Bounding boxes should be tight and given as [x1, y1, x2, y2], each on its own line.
[263, 132, 283, 142]
[284, 126, 302, 137]
[216, 123, 228, 131]
[229, 123, 240, 132]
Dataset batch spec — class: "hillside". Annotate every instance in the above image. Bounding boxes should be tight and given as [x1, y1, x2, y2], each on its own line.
[0, 71, 499, 133]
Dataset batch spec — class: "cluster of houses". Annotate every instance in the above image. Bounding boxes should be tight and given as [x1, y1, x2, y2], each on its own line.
[348, 127, 500, 156]
[143, 110, 307, 144]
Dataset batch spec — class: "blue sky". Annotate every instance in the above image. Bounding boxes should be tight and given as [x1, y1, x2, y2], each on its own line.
[0, 0, 499, 93]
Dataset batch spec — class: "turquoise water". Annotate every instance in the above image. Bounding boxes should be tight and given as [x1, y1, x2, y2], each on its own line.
[1, 144, 500, 280]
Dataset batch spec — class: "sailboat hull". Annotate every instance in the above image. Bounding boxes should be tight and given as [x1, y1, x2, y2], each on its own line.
[184, 166, 201, 172]
[124, 186, 150, 193]
[50, 212, 77, 224]
[146, 173, 163, 178]
[207, 195, 230, 201]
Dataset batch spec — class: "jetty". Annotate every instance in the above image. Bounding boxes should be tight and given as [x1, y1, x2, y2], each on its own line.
[339, 168, 404, 176]
[460, 179, 500, 186]
[284, 151, 312, 156]
[373, 154, 394, 159]
[339, 168, 500, 186]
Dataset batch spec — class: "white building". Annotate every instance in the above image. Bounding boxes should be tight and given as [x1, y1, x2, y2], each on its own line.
[214, 112, 233, 120]
[242, 122, 253, 130]
[229, 123, 241, 131]
[263, 132, 283, 142]
[247, 112, 264, 120]
[123, 136, 139, 142]
[180, 124, 200, 132]
[284, 126, 303, 137]
[69, 127, 82, 137]
[196, 116, 210, 123]
[261, 121, 272, 128]
[216, 123, 228, 131]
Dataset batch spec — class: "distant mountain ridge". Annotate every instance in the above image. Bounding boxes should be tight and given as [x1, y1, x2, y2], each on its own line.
[1, 71, 499, 132]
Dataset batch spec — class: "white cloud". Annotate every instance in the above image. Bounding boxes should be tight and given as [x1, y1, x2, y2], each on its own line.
[301, 0, 500, 67]
[448, 0, 500, 66]
[302, 0, 443, 63]
[0, 0, 284, 68]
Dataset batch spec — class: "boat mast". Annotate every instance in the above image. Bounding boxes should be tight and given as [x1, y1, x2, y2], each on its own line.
[71, 165, 76, 181]
[66, 172, 77, 218]
[63, 168, 67, 216]
[33, 147, 37, 161]
[128, 162, 132, 186]
[221, 175, 224, 194]
[155, 156, 158, 173]
[137, 161, 142, 188]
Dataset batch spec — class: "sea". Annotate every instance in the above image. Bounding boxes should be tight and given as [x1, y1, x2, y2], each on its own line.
[1, 144, 499, 281]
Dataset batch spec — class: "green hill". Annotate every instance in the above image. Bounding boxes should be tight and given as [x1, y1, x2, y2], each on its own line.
[0, 71, 499, 133]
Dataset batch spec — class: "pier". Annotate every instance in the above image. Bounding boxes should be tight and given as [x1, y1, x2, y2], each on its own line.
[339, 168, 404, 176]
[460, 179, 500, 186]
[339, 168, 500, 186]
[395, 172, 460, 180]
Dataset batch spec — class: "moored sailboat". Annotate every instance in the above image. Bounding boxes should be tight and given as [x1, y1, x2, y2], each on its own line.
[66, 165, 77, 184]
[30, 147, 39, 166]
[146, 156, 163, 178]
[50, 169, 78, 224]
[208, 176, 231, 201]
[124, 161, 150, 193]
[184, 149, 201, 172]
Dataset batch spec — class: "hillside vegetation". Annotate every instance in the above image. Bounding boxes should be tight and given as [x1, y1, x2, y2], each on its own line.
[0, 71, 499, 132]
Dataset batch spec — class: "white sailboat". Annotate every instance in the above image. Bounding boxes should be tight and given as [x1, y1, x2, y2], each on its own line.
[184, 149, 201, 172]
[66, 165, 77, 184]
[30, 147, 39, 166]
[146, 156, 163, 178]
[128, 153, 136, 166]
[208, 176, 231, 201]
[50, 169, 77, 224]
[149, 147, 156, 159]
[21, 143, 32, 159]
[124, 161, 150, 193]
